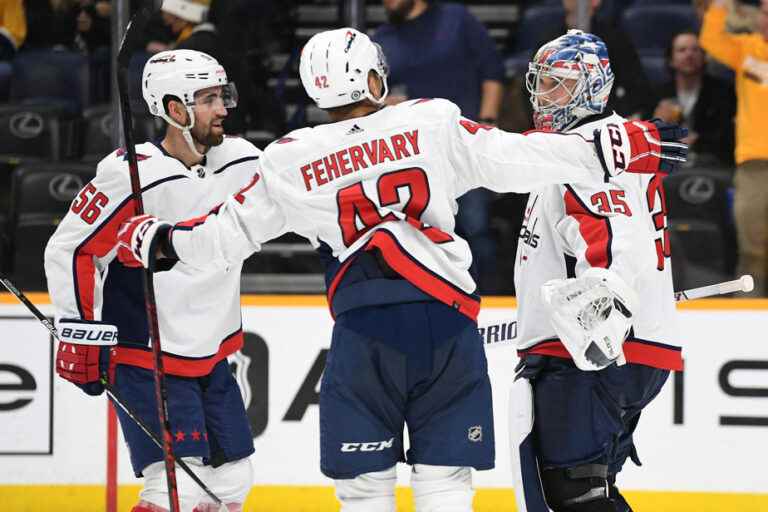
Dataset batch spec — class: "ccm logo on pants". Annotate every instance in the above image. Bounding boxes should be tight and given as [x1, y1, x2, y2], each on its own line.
[341, 438, 395, 452]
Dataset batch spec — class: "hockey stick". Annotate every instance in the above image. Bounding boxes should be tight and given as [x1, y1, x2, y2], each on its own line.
[673, 274, 754, 301]
[0, 272, 227, 507]
[116, 8, 181, 511]
[479, 275, 756, 343]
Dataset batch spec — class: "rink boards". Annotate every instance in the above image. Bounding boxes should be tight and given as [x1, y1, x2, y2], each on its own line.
[0, 294, 767, 511]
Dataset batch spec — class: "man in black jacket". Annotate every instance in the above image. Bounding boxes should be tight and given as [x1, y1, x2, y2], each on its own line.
[653, 31, 736, 166]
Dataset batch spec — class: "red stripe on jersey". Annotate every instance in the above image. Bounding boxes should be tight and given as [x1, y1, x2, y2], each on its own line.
[110, 330, 244, 377]
[563, 187, 612, 268]
[73, 199, 137, 319]
[326, 257, 357, 319]
[519, 338, 683, 371]
[175, 213, 210, 229]
[363, 230, 480, 321]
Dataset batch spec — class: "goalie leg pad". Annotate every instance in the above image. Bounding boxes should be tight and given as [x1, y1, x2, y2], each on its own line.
[411, 464, 474, 512]
[541, 464, 631, 512]
[334, 466, 397, 511]
[139, 457, 210, 512]
[194, 457, 253, 510]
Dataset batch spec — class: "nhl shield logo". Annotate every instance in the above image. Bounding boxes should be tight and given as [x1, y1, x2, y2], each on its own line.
[468, 426, 482, 443]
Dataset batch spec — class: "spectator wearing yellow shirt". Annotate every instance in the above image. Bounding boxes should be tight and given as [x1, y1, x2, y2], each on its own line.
[0, 0, 26, 60]
[701, 0, 768, 295]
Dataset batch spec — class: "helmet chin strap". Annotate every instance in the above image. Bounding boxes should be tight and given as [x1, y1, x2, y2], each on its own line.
[163, 106, 205, 161]
[364, 72, 389, 107]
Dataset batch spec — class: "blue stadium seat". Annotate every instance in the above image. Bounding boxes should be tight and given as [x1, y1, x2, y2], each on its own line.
[0, 104, 78, 161]
[0, 62, 11, 102]
[640, 55, 671, 87]
[7, 163, 97, 290]
[663, 170, 737, 289]
[128, 52, 152, 116]
[10, 50, 90, 114]
[80, 104, 159, 162]
[515, 6, 565, 53]
[621, 5, 699, 56]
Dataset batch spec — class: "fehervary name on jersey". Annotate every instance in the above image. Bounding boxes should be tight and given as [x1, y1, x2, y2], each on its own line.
[300, 130, 420, 191]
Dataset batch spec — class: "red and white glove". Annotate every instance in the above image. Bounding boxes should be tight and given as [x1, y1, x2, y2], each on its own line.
[594, 119, 689, 177]
[117, 214, 171, 269]
[55, 319, 118, 395]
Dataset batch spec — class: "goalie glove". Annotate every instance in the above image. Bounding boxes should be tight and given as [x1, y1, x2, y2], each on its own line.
[594, 119, 689, 177]
[541, 267, 638, 371]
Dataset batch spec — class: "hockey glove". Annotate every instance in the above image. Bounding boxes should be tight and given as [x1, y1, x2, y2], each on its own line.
[117, 214, 172, 269]
[541, 267, 637, 371]
[594, 119, 689, 177]
[55, 319, 118, 396]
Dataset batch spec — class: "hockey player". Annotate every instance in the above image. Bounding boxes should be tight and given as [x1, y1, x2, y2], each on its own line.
[44, 50, 258, 512]
[117, 29, 687, 511]
[510, 31, 684, 512]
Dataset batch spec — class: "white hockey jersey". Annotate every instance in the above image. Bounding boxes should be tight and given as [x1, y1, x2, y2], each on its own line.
[514, 113, 682, 371]
[169, 99, 618, 321]
[44, 137, 261, 376]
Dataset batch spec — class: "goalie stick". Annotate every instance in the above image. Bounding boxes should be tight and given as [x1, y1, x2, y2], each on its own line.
[0, 272, 227, 509]
[116, 7, 183, 512]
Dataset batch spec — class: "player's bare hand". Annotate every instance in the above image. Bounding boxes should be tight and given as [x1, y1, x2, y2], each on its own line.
[594, 119, 689, 177]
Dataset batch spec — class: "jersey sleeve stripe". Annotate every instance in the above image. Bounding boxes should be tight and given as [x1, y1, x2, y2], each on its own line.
[71, 175, 188, 319]
[73, 198, 136, 319]
[212, 155, 260, 175]
[563, 185, 613, 268]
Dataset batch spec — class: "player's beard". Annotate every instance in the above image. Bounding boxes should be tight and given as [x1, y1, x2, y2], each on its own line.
[386, 0, 415, 24]
[191, 122, 224, 148]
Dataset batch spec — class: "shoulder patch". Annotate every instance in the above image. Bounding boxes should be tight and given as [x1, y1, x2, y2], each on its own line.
[275, 137, 297, 144]
[116, 148, 151, 161]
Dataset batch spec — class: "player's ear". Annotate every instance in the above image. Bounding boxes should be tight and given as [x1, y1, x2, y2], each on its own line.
[165, 96, 189, 126]
[368, 71, 383, 100]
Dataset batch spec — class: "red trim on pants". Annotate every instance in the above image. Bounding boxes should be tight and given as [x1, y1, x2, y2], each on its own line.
[110, 331, 244, 378]
[518, 338, 683, 371]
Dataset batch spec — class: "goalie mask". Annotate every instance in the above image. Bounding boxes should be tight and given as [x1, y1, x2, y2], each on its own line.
[526, 30, 614, 131]
[142, 49, 238, 156]
[299, 28, 389, 109]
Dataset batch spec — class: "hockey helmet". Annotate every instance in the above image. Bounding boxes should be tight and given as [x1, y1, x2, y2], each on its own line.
[526, 30, 614, 131]
[142, 49, 237, 131]
[299, 28, 389, 109]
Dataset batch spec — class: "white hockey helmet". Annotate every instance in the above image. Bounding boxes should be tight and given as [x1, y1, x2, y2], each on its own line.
[299, 28, 389, 109]
[142, 49, 237, 129]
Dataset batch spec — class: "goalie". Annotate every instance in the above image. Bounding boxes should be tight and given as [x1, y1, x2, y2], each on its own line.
[510, 31, 684, 512]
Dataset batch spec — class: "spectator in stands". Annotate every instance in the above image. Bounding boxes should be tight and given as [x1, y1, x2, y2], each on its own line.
[653, 31, 736, 166]
[701, 0, 768, 295]
[73, 0, 111, 54]
[373, 0, 505, 293]
[0, 0, 26, 60]
[23, 0, 78, 50]
[152, 0, 248, 134]
[533, 0, 659, 120]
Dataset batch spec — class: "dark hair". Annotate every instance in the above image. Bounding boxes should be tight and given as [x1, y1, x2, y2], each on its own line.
[162, 94, 183, 116]
[665, 30, 700, 66]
